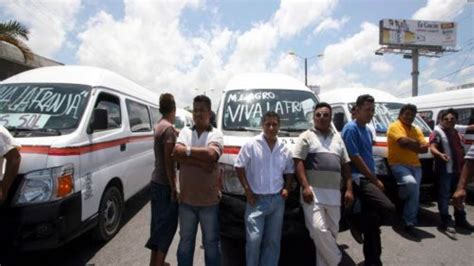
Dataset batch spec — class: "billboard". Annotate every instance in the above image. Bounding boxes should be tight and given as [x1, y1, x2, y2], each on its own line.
[379, 19, 457, 47]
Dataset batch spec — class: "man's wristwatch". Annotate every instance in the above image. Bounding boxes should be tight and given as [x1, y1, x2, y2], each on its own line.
[185, 146, 191, 157]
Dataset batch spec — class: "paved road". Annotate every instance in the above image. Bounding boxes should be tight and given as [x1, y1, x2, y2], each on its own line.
[1, 186, 473, 265]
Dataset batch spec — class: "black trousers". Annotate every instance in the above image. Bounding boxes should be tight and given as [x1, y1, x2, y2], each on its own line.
[353, 178, 395, 266]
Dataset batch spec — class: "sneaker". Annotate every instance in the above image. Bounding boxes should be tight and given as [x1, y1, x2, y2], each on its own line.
[455, 219, 474, 231]
[350, 227, 364, 244]
[439, 223, 457, 239]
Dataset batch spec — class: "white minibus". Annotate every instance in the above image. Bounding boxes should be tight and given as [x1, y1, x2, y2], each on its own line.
[0, 66, 159, 250]
[319, 88, 434, 201]
[216, 73, 319, 264]
[405, 88, 474, 149]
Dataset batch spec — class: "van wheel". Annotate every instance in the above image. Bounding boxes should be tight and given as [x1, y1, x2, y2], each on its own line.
[93, 186, 123, 242]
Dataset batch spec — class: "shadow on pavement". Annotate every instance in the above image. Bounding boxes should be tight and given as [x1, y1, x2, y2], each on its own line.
[0, 185, 151, 266]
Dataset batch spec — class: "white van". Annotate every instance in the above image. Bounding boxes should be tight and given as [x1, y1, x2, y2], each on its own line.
[0, 66, 159, 250]
[216, 73, 319, 248]
[174, 108, 193, 130]
[405, 88, 474, 149]
[319, 88, 434, 200]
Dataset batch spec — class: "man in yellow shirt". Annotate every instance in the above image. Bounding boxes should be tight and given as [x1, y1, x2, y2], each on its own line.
[387, 104, 429, 238]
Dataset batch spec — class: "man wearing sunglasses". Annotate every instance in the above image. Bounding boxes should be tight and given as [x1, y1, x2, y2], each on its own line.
[294, 102, 353, 266]
[430, 108, 474, 236]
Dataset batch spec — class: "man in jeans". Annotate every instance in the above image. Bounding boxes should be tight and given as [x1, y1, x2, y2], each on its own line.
[174, 95, 224, 266]
[234, 111, 293, 266]
[430, 109, 474, 235]
[387, 104, 429, 237]
[294, 102, 353, 266]
[342, 94, 395, 266]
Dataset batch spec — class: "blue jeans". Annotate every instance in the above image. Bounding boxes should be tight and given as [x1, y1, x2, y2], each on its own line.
[391, 164, 421, 226]
[438, 172, 466, 223]
[245, 193, 285, 266]
[177, 203, 221, 266]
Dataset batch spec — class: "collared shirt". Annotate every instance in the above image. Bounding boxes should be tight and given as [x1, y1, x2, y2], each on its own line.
[234, 133, 294, 195]
[342, 120, 375, 182]
[387, 119, 427, 166]
[429, 125, 464, 174]
[176, 126, 224, 206]
[293, 128, 350, 206]
[0, 125, 20, 180]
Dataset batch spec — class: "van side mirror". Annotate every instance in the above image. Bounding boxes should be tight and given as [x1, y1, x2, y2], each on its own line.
[333, 113, 345, 132]
[88, 109, 108, 134]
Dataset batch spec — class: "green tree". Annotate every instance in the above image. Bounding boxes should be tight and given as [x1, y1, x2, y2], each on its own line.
[0, 20, 33, 62]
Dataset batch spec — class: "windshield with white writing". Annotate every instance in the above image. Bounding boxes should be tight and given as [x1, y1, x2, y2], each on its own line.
[349, 102, 431, 137]
[0, 83, 91, 135]
[222, 89, 318, 133]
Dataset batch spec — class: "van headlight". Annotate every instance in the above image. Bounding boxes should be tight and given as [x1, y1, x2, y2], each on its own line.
[221, 163, 245, 195]
[374, 155, 389, 176]
[14, 164, 74, 206]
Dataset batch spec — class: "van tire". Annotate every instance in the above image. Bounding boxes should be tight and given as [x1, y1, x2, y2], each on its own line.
[93, 185, 124, 242]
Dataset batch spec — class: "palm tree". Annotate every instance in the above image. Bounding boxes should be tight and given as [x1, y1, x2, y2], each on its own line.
[0, 20, 33, 62]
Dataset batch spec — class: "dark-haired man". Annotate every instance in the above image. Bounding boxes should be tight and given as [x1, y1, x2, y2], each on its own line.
[174, 95, 224, 266]
[387, 104, 429, 237]
[342, 94, 395, 266]
[430, 108, 474, 235]
[294, 102, 353, 266]
[235, 111, 294, 266]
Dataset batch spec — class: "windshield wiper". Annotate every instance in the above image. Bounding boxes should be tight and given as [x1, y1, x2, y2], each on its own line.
[224, 126, 261, 132]
[279, 127, 304, 132]
[6, 126, 62, 136]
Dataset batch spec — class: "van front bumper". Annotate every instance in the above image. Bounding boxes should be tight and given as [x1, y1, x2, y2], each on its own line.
[0, 191, 84, 251]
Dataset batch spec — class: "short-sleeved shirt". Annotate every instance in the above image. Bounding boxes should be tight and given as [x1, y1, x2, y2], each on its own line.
[387, 119, 427, 166]
[234, 133, 294, 195]
[465, 145, 474, 160]
[293, 128, 350, 206]
[176, 126, 224, 206]
[151, 119, 177, 185]
[342, 120, 375, 182]
[0, 125, 20, 180]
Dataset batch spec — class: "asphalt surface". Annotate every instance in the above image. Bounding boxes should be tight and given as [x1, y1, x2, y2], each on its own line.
[1, 186, 473, 266]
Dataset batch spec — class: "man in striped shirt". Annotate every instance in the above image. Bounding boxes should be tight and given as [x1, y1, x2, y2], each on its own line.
[294, 102, 353, 266]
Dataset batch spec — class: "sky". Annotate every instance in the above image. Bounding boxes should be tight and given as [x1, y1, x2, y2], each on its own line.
[0, 0, 472, 108]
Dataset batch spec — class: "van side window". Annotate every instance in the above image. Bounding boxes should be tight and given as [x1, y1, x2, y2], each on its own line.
[150, 107, 162, 125]
[126, 99, 152, 132]
[93, 93, 121, 130]
[332, 106, 347, 132]
[455, 108, 474, 125]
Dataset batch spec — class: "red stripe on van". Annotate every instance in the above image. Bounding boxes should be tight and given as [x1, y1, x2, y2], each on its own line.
[373, 141, 387, 147]
[21, 135, 153, 156]
[464, 139, 473, 145]
[224, 146, 241, 155]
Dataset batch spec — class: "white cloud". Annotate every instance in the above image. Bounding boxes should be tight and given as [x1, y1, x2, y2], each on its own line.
[370, 60, 394, 74]
[313, 16, 349, 35]
[317, 22, 380, 90]
[427, 78, 455, 93]
[273, 0, 338, 37]
[0, 0, 81, 57]
[412, 0, 466, 21]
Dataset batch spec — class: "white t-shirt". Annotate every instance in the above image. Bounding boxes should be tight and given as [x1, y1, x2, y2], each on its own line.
[0, 125, 20, 180]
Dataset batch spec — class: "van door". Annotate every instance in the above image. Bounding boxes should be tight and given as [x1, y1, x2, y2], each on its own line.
[80, 91, 129, 221]
[124, 99, 154, 197]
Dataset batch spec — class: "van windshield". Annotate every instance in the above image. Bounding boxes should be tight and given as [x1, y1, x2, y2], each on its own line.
[0, 83, 91, 136]
[222, 89, 318, 134]
[349, 102, 431, 137]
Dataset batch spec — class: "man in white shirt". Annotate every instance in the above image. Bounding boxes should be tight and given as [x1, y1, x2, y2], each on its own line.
[234, 111, 294, 266]
[0, 125, 21, 205]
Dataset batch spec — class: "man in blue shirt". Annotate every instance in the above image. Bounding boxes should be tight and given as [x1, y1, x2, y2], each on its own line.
[342, 94, 395, 266]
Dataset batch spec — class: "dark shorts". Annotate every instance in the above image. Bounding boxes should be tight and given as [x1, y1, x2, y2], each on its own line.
[145, 182, 179, 253]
